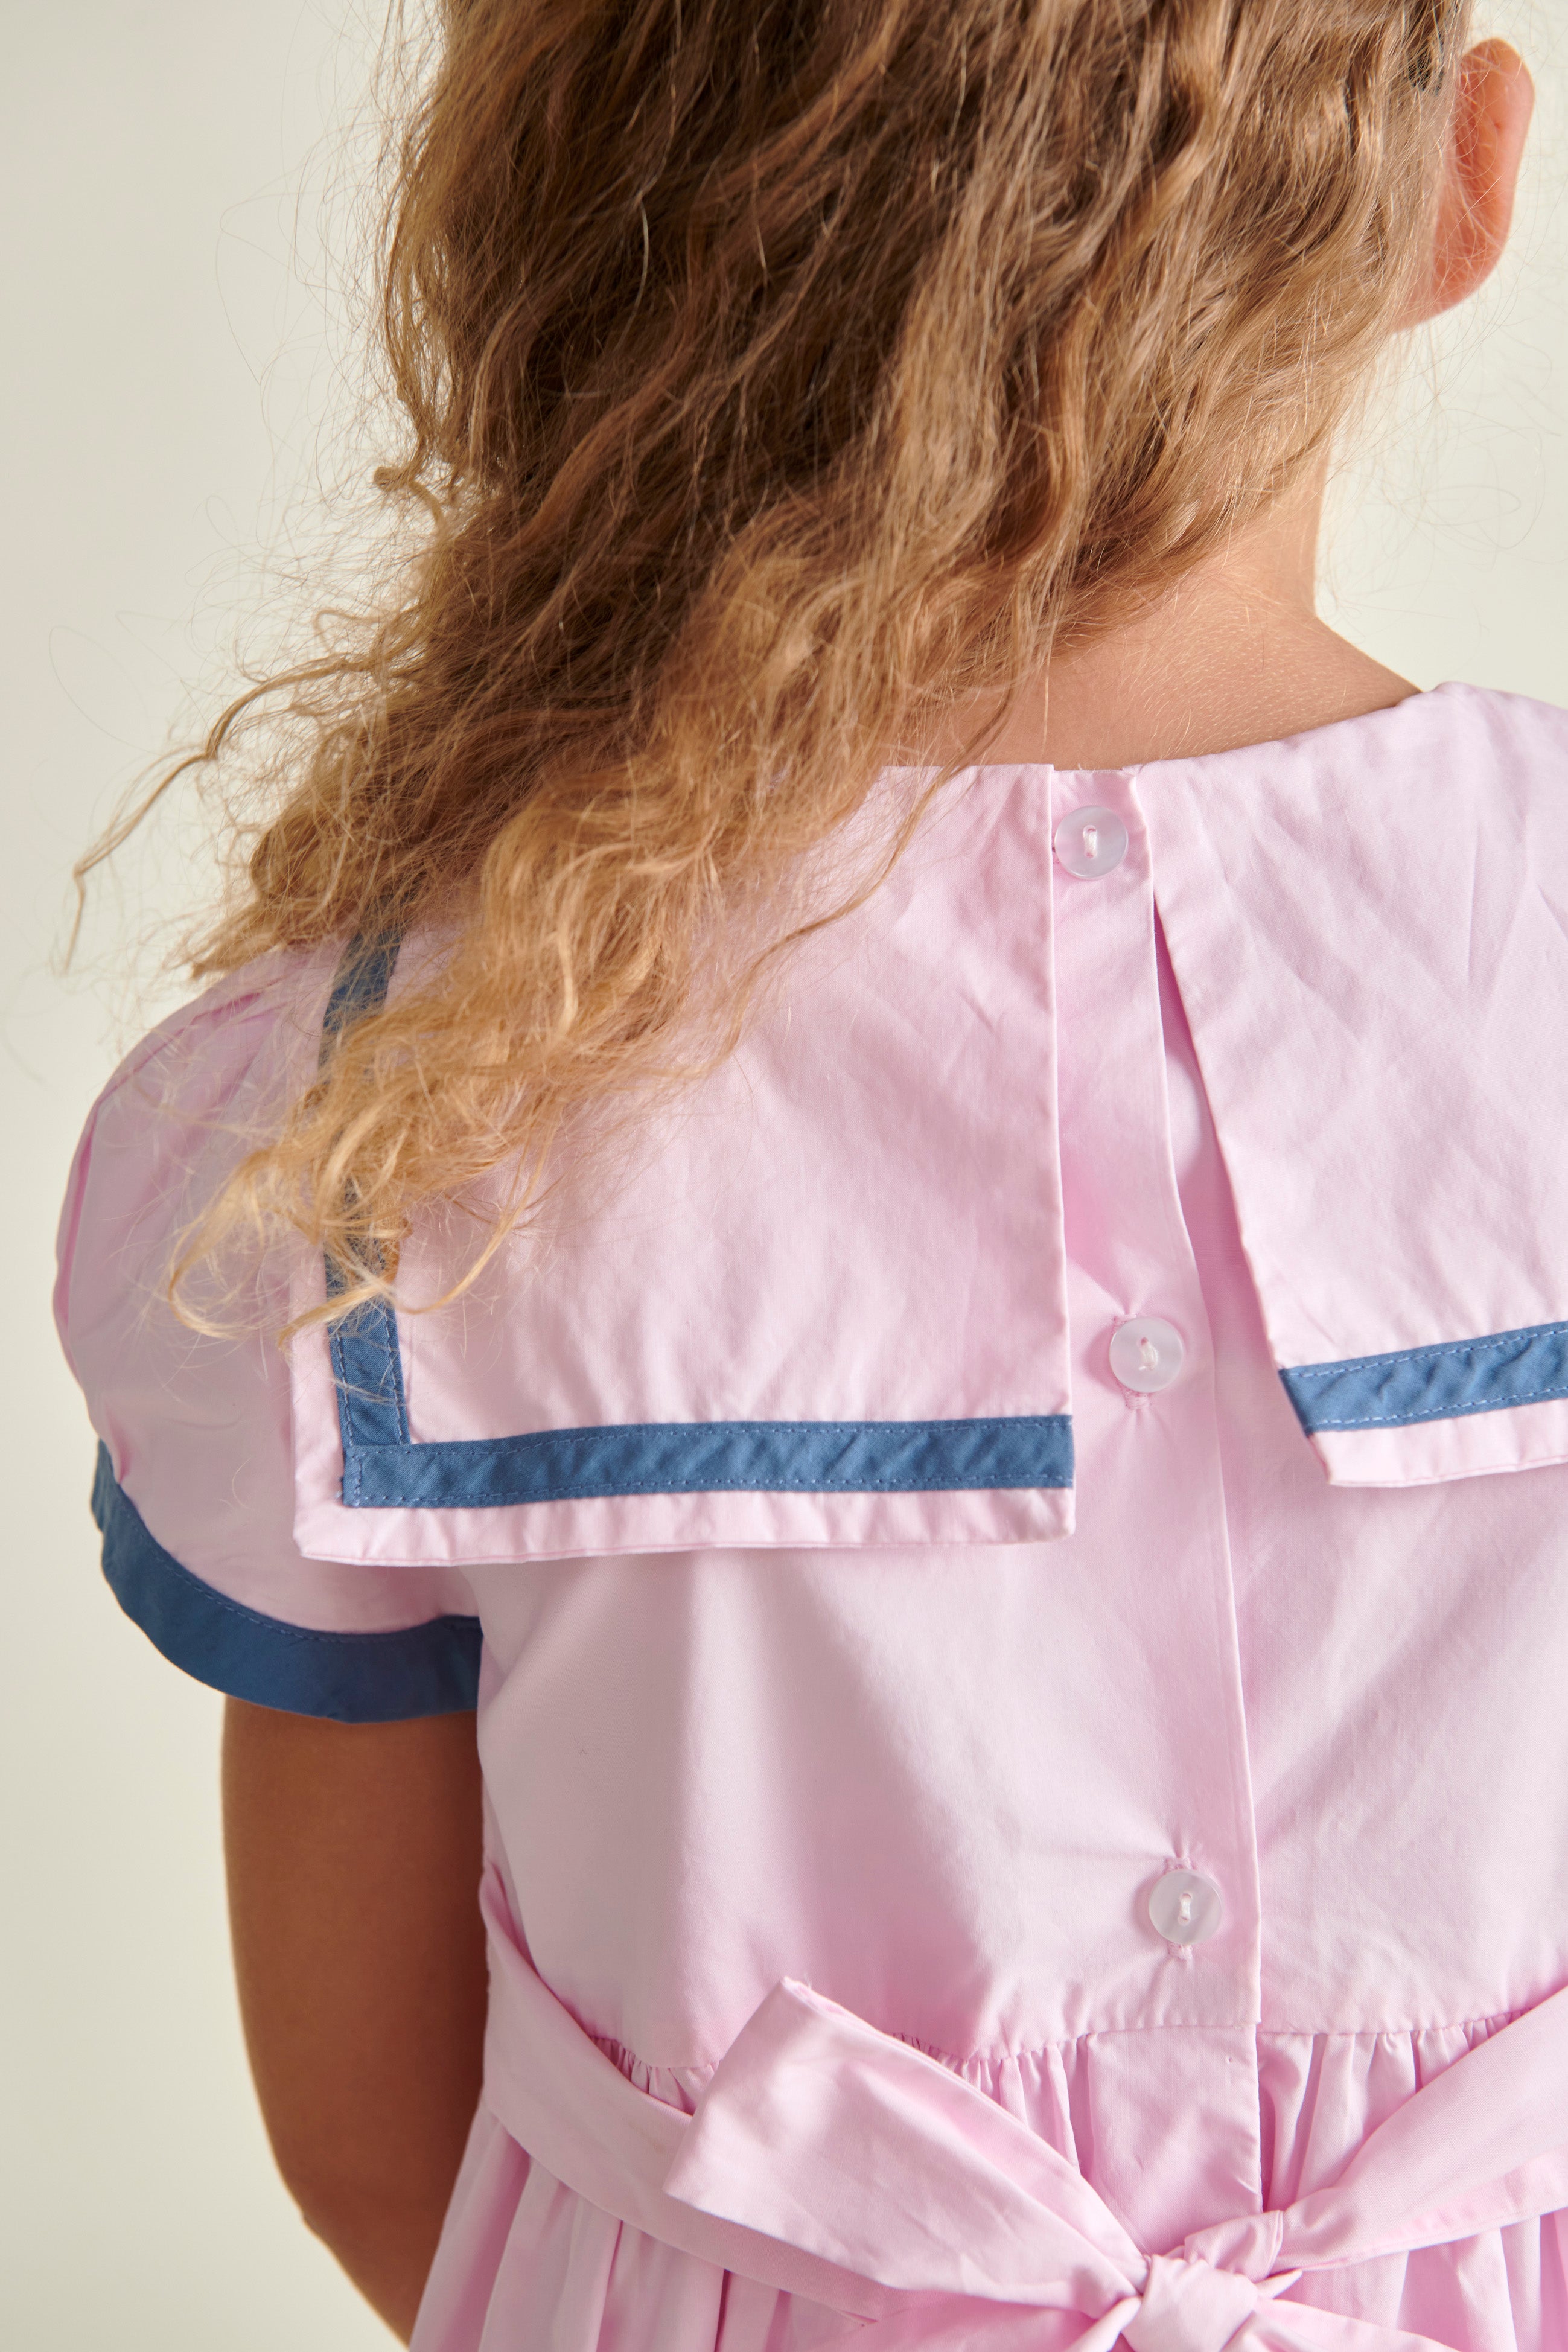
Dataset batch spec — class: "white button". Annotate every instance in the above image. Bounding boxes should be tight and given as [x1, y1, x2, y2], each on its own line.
[1109, 1316, 1184, 1394]
[1054, 803, 1128, 879]
[1147, 1869, 1223, 1947]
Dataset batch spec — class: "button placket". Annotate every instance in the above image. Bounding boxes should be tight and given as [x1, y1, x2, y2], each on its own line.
[1050, 765, 1261, 2038]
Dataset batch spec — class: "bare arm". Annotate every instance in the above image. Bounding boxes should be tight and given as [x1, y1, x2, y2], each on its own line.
[221, 1700, 488, 2342]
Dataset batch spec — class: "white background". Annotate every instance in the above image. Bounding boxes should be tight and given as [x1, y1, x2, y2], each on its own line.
[2, 3, 1566, 2344]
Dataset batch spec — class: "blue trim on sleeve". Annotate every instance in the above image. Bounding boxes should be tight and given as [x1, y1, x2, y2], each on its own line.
[1280, 1321, 1568, 1434]
[318, 932, 1074, 1511]
[92, 1444, 482, 1720]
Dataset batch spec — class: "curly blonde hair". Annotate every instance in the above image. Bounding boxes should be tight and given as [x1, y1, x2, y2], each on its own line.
[97, 0, 1468, 1319]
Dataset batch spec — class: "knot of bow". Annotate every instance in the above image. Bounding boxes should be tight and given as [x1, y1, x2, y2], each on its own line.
[1117, 2253, 1275, 2352]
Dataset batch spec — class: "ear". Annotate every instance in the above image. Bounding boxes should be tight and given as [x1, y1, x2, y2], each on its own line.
[1409, 39, 1535, 325]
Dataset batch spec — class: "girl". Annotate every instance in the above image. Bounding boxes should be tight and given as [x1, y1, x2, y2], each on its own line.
[54, 5, 1560, 2350]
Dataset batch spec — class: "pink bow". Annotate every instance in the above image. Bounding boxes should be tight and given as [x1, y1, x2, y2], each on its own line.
[661, 1975, 1568, 2352]
[479, 1870, 1568, 2352]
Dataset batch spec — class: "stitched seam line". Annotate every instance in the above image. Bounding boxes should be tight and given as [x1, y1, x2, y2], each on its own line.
[354, 1467, 1074, 1502]
[104, 1483, 477, 1647]
[390, 1318, 410, 1443]
[368, 1415, 1072, 1442]
[1286, 1324, 1568, 1382]
[592, 2016, 1276, 2078]
[1257, 2008, 1522, 2039]
[1307, 1377, 1568, 1431]
[328, 1321, 363, 1453]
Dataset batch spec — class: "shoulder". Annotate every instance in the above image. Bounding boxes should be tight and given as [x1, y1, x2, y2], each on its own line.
[1355, 680, 1568, 817]
[53, 945, 338, 1379]
[54, 939, 480, 1722]
[70, 943, 334, 1165]
[1427, 680, 1568, 770]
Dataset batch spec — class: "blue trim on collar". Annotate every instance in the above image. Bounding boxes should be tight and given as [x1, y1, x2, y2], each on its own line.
[319, 934, 1074, 1510]
[1280, 1321, 1568, 1434]
[320, 934, 410, 1457]
[340, 1414, 1076, 1507]
[331, 1295, 409, 1453]
[92, 1445, 482, 1721]
[321, 929, 401, 1056]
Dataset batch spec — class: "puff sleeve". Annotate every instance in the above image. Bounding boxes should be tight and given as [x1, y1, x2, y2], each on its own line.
[53, 952, 481, 1721]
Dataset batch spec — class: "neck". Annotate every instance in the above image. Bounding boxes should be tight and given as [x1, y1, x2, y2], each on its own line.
[930, 480, 1417, 771]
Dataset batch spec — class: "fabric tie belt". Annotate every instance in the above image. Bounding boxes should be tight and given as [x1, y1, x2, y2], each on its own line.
[479, 1870, 1568, 2352]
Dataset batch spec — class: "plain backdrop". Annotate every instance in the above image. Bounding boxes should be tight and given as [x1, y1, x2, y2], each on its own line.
[4, 4, 1567, 2345]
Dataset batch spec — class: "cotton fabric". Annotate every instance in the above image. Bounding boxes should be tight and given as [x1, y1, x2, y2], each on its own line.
[54, 683, 1568, 2351]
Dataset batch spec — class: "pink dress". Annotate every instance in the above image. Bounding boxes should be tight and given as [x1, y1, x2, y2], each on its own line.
[54, 682, 1568, 2352]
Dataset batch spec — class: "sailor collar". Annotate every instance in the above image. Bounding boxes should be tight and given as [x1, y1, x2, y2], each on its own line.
[288, 682, 1568, 1566]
